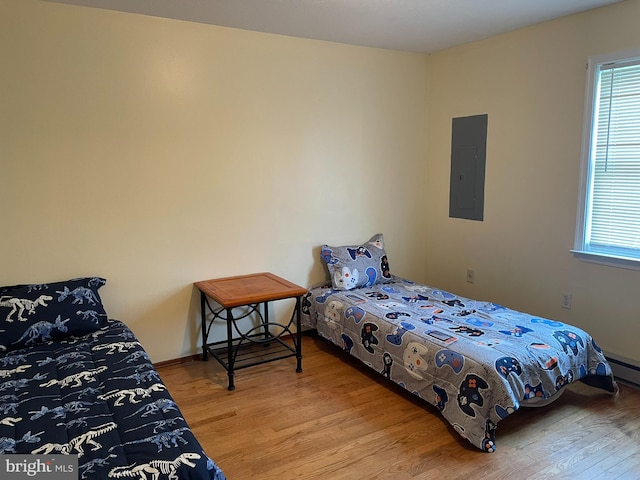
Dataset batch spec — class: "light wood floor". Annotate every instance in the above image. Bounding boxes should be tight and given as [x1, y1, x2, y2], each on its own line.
[157, 334, 640, 480]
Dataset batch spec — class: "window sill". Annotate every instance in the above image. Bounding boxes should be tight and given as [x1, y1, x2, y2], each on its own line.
[571, 250, 640, 271]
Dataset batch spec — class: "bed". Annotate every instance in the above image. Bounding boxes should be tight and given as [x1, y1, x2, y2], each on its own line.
[0, 276, 225, 480]
[302, 234, 618, 452]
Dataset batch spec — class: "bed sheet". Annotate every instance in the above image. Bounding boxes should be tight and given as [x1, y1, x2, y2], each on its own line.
[302, 278, 618, 451]
[0, 319, 225, 479]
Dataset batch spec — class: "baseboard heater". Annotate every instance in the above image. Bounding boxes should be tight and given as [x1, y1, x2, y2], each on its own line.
[604, 351, 640, 389]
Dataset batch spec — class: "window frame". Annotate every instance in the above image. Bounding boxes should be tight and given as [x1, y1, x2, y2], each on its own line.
[573, 47, 640, 271]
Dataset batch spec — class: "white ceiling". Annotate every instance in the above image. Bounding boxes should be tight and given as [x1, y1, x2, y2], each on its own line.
[45, 0, 625, 53]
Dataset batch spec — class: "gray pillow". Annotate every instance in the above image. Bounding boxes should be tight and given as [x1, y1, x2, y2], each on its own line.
[320, 233, 391, 290]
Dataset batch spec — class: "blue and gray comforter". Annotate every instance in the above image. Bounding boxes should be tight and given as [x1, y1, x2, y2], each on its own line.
[302, 277, 618, 452]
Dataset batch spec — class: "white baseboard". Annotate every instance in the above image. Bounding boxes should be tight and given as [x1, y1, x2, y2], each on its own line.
[604, 351, 640, 388]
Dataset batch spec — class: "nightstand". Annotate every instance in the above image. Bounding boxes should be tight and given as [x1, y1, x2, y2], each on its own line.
[195, 272, 307, 390]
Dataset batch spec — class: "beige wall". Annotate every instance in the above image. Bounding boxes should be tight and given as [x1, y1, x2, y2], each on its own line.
[2, 0, 639, 365]
[0, 0, 429, 361]
[425, 0, 640, 363]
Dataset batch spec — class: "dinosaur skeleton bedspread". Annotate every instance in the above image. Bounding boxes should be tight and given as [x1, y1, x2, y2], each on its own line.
[0, 277, 225, 480]
[302, 277, 618, 452]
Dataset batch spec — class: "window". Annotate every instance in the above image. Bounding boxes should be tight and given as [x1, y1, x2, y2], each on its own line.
[574, 49, 640, 269]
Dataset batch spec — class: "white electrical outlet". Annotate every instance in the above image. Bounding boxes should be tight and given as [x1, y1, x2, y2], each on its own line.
[466, 269, 475, 284]
[561, 293, 572, 310]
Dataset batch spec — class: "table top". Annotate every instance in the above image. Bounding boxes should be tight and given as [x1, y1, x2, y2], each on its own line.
[194, 272, 307, 308]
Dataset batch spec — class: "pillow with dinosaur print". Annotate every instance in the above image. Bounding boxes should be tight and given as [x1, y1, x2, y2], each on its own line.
[321, 233, 392, 290]
[0, 277, 108, 352]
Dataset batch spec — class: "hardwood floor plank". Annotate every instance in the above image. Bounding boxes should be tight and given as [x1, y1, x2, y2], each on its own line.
[157, 335, 640, 479]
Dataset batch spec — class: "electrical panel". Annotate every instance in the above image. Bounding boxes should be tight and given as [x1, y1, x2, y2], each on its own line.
[449, 114, 487, 221]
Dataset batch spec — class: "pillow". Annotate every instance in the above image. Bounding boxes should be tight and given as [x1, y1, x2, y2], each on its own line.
[0, 277, 108, 351]
[321, 233, 392, 290]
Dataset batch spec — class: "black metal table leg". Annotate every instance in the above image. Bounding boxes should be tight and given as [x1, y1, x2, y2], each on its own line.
[262, 301, 270, 341]
[226, 307, 235, 391]
[200, 292, 208, 361]
[295, 296, 303, 373]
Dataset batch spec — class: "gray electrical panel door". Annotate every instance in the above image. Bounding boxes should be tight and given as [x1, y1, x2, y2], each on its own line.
[449, 114, 487, 221]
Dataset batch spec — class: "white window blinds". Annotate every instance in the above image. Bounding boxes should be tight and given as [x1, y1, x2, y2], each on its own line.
[581, 57, 640, 263]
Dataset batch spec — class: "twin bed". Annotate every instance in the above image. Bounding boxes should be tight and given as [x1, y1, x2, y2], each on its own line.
[302, 234, 618, 452]
[0, 277, 225, 479]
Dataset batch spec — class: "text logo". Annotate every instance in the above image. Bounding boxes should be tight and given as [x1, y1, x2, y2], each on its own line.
[1, 455, 77, 480]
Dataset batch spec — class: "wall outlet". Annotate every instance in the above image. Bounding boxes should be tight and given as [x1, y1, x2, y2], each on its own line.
[466, 269, 475, 284]
[561, 292, 572, 310]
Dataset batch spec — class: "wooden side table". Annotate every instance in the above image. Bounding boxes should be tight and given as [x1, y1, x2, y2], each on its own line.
[195, 272, 308, 390]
